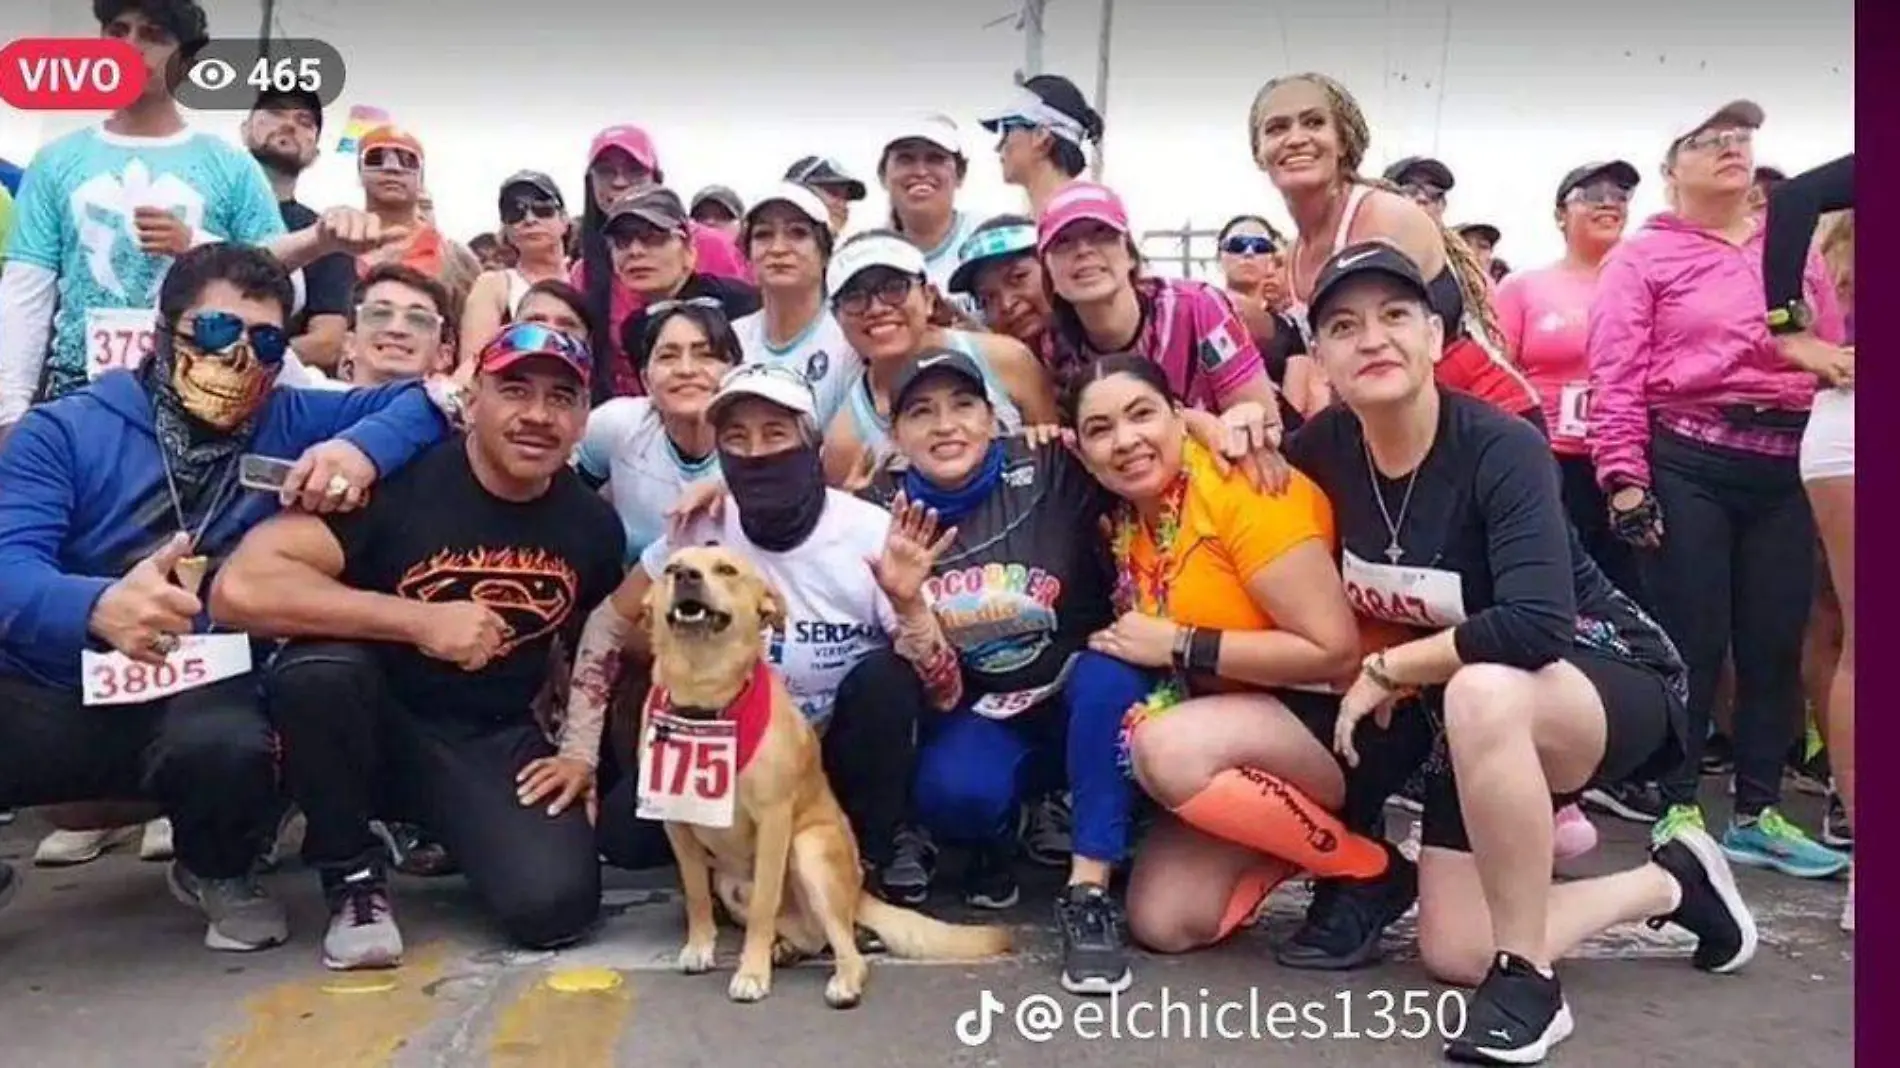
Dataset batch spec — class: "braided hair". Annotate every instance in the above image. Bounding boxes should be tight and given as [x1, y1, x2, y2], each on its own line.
[1247, 72, 1504, 351]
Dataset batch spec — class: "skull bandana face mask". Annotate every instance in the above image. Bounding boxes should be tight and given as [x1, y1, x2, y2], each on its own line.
[171, 336, 274, 430]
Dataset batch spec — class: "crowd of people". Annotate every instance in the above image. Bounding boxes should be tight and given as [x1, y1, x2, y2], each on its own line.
[0, 2, 1854, 1064]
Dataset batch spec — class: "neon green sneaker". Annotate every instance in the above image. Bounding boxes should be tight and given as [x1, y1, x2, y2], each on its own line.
[1651, 804, 1705, 847]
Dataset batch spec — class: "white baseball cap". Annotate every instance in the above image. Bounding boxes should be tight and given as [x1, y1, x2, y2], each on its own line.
[826, 233, 928, 298]
[881, 113, 964, 160]
[743, 181, 832, 233]
[708, 362, 818, 424]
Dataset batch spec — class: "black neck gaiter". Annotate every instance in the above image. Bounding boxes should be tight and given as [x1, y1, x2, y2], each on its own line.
[721, 444, 827, 552]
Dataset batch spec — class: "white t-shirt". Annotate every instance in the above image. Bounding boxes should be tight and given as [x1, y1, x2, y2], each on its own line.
[578, 397, 722, 564]
[640, 490, 897, 728]
[731, 307, 863, 429]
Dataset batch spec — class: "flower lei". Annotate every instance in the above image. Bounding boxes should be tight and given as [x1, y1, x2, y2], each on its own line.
[1110, 472, 1191, 774]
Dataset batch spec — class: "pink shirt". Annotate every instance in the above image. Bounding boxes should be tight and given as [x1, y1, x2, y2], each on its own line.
[1586, 213, 1844, 491]
[1043, 278, 1266, 410]
[570, 222, 749, 394]
[1495, 263, 1598, 456]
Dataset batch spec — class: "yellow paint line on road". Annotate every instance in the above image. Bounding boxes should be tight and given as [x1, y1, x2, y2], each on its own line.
[488, 967, 633, 1068]
[210, 943, 451, 1068]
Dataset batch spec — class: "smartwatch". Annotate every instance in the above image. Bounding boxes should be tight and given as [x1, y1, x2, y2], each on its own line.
[1766, 300, 1813, 337]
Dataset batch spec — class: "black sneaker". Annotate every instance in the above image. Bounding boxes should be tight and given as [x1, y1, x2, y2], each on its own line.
[962, 846, 1020, 910]
[1056, 883, 1131, 996]
[1647, 826, 1757, 973]
[1444, 952, 1573, 1065]
[1388, 767, 1428, 815]
[1275, 843, 1415, 971]
[875, 827, 936, 907]
[1700, 734, 1736, 777]
[1822, 790, 1853, 850]
[0, 860, 19, 914]
[1580, 781, 1666, 825]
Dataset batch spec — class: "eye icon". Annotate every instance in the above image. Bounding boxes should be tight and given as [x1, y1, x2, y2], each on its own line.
[187, 57, 236, 92]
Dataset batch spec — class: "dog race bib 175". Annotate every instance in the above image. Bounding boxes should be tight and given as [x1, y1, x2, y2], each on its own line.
[636, 713, 738, 829]
[86, 306, 159, 380]
[81, 633, 252, 707]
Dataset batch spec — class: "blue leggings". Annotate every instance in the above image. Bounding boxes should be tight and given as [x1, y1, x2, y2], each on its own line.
[910, 651, 1151, 864]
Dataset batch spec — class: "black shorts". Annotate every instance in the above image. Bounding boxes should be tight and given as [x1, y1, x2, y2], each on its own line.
[1419, 649, 1684, 853]
[1281, 687, 1437, 833]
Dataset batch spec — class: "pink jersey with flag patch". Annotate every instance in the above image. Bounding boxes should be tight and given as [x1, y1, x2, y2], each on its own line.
[1044, 277, 1266, 408]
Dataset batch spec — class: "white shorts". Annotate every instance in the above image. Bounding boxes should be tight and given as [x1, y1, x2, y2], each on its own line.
[1800, 387, 1855, 482]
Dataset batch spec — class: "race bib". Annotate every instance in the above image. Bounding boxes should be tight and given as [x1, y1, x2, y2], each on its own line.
[1556, 382, 1592, 440]
[636, 713, 737, 828]
[80, 633, 252, 707]
[1341, 549, 1468, 629]
[971, 681, 1059, 721]
[86, 306, 159, 380]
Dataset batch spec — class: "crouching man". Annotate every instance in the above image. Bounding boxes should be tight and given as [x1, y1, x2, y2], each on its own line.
[211, 322, 625, 969]
[0, 243, 450, 950]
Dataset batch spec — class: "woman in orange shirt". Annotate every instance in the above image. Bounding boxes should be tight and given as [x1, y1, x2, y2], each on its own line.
[1071, 355, 1432, 967]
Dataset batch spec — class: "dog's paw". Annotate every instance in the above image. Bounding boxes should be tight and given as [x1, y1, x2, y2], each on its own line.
[728, 969, 771, 1003]
[677, 942, 717, 975]
[824, 972, 863, 1010]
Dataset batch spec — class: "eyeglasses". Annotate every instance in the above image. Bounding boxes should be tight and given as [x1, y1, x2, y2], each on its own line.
[356, 301, 445, 336]
[1400, 182, 1446, 206]
[175, 310, 289, 365]
[1220, 234, 1276, 256]
[1565, 184, 1633, 207]
[832, 273, 919, 316]
[647, 296, 725, 318]
[501, 198, 562, 225]
[1678, 128, 1753, 154]
[361, 147, 420, 172]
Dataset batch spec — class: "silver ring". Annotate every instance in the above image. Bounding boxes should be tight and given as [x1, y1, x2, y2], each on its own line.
[150, 633, 180, 656]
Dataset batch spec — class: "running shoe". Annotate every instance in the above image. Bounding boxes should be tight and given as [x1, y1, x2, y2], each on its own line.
[1650, 804, 1705, 848]
[0, 808, 15, 825]
[139, 818, 174, 862]
[1700, 734, 1736, 777]
[1720, 808, 1849, 879]
[1019, 793, 1073, 869]
[1580, 781, 1666, 825]
[321, 867, 403, 971]
[1842, 867, 1854, 934]
[1647, 826, 1757, 972]
[1388, 766, 1429, 815]
[877, 826, 936, 907]
[33, 825, 138, 867]
[1821, 789, 1852, 851]
[1056, 882, 1131, 996]
[962, 845, 1020, 910]
[167, 862, 289, 952]
[1275, 843, 1416, 971]
[1552, 805, 1598, 860]
[1443, 952, 1573, 1065]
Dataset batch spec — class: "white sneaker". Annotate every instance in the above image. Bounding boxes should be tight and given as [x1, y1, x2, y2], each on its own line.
[1842, 867, 1854, 933]
[139, 818, 175, 862]
[34, 826, 137, 867]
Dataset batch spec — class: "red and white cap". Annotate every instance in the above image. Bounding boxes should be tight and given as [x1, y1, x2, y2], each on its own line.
[1036, 181, 1130, 253]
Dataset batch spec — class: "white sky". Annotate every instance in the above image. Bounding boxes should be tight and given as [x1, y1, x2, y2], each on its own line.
[3, 0, 1854, 273]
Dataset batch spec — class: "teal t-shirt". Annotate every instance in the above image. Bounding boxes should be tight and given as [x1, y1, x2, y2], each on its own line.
[5, 124, 286, 401]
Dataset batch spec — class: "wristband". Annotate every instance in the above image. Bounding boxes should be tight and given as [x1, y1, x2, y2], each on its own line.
[1362, 651, 1404, 693]
[1188, 627, 1223, 675]
[1172, 625, 1196, 671]
[1766, 300, 1813, 337]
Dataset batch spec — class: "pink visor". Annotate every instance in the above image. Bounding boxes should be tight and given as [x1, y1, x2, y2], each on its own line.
[1037, 181, 1131, 253]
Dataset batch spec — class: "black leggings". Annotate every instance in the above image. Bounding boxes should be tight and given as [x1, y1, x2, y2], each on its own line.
[0, 673, 277, 879]
[1557, 453, 1648, 610]
[1640, 431, 1815, 815]
[265, 642, 601, 949]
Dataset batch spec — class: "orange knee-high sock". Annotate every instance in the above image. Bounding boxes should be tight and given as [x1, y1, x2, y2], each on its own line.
[1173, 767, 1390, 879]
[1214, 866, 1290, 942]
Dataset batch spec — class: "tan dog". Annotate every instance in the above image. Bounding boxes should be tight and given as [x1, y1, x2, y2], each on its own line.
[643, 546, 1011, 1008]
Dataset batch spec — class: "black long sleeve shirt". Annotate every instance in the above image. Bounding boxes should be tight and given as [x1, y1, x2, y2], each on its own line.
[1763, 153, 1852, 312]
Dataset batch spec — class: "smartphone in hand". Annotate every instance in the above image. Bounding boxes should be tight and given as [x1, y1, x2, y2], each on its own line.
[238, 454, 297, 493]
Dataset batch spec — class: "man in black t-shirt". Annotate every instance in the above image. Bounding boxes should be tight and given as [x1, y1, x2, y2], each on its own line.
[212, 322, 623, 970]
[244, 89, 355, 371]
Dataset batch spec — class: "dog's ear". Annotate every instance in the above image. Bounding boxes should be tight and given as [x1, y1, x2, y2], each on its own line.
[755, 574, 787, 631]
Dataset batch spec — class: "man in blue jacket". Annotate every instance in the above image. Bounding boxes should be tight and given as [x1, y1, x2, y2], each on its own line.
[0, 242, 449, 952]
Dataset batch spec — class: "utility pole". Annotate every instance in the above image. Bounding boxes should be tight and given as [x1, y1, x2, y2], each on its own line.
[1091, 0, 1113, 178]
[258, 0, 276, 59]
[1021, 0, 1047, 79]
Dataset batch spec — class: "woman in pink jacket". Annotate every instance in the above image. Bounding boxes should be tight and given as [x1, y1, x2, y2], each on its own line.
[1586, 101, 1847, 880]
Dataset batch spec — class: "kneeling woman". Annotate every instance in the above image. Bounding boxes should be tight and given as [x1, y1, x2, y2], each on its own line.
[1067, 356, 1432, 966]
[867, 348, 1151, 995]
[566, 364, 965, 898]
[1288, 243, 1755, 1065]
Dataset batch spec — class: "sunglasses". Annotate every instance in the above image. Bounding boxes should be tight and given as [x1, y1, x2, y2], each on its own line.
[832, 273, 919, 317]
[483, 321, 592, 368]
[361, 147, 420, 172]
[1400, 182, 1447, 206]
[356, 301, 445, 336]
[605, 223, 683, 251]
[1565, 184, 1633, 207]
[501, 198, 562, 225]
[647, 296, 725, 318]
[1221, 235, 1276, 256]
[175, 310, 289, 365]
[1678, 128, 1753, 154]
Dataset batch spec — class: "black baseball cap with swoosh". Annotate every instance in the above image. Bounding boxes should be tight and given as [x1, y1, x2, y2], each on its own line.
[1306, 241, 1433, 332]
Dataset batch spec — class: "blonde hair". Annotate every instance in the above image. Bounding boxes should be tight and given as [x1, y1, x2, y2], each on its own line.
[1818, 210, 1853, 305]
[1248, 72, 1503, 350]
